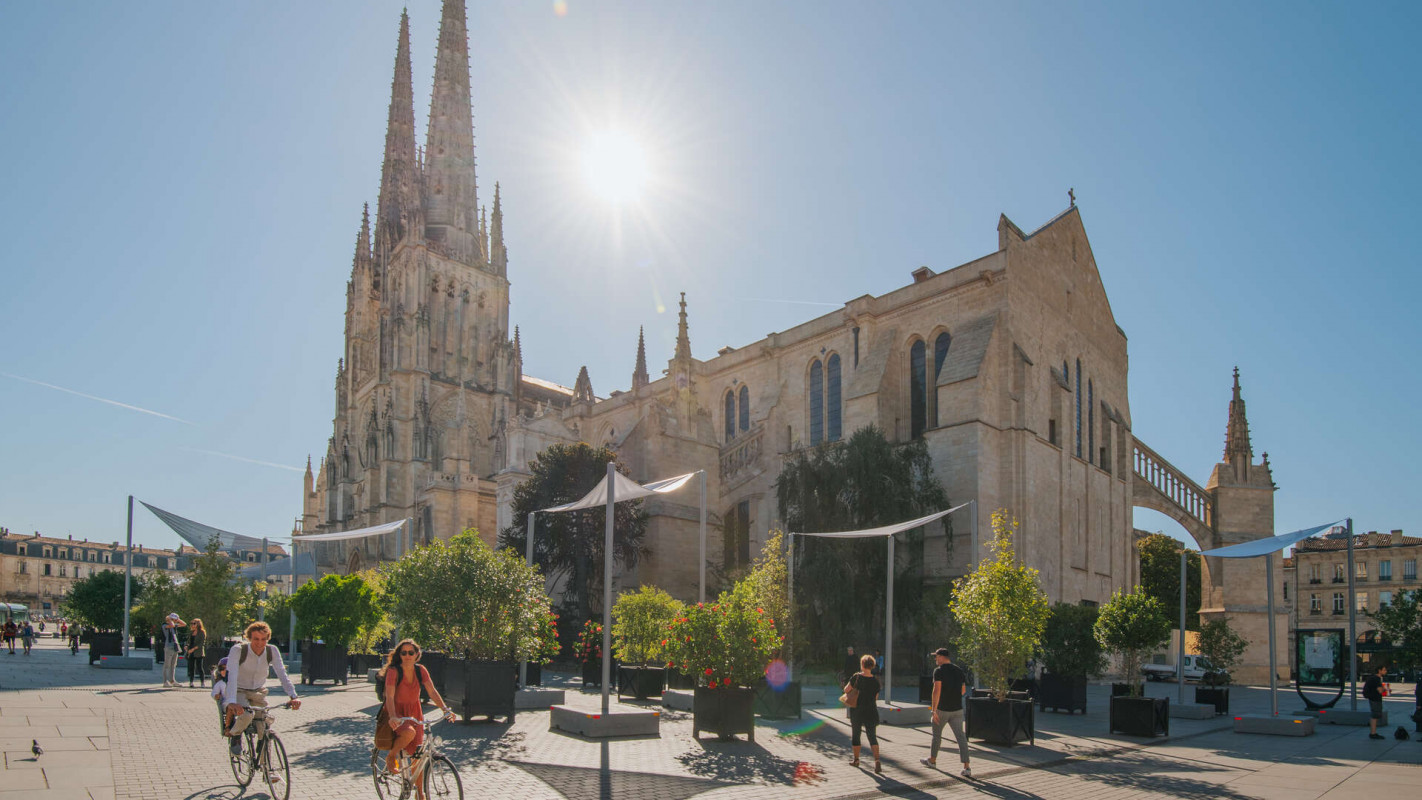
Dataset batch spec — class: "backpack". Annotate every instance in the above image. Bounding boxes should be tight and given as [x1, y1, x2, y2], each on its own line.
[1395, 726, 1410, 740]
[238, 643, 274, 666]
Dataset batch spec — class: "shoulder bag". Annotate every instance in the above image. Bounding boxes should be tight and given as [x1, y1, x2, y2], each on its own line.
[839, 674, 859, 708]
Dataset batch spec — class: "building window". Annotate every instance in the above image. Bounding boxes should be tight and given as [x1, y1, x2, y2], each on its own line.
[88, 568, 95, 578]
[723, 500, 751, 571]
[1074, 359, 1083, 458]
[1379, 560, 1392, 581]
[932, 333, 951, 426]
[1332, 593, 1345, 613]
[809, 359, 824, 445]
[1088, 379, 1095, 464]
[43, 547, 51, 558]
[1356, 562, 1368, 580]
[1310, 594, 1321, 612]
[18, 561, 27, 574]
[103, 553, 111, 564]
[1334, 564, 1345, 582]
[826, 354, 841, 442]
[1282, 582, 1289, 601]
[852, 327, 860, 367]
[43, 563, 51, 576]
[738, 385, 750, 433]
[17, 545, 25, 556]
[909, 340, 927, 439]
[59, 565, 67, 577]
[1380, 591, 1392, 607]
[1310, 563, 1320, 581]
[1355, 592, 1368, 612]
[1404, 559, 1417, 580]
[1048, 419, 1058, 446]
[724, 390, 735, 443]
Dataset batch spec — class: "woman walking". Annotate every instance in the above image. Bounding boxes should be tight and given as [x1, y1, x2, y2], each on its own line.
[20, 622, 35, 655]
[185, 619, 208, 688]
[847, 653, 883, 773]
[379, 638, 451, 799]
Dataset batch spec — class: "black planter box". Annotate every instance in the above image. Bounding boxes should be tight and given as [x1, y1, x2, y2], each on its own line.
[919, 675, 934, 704]
[754, 680, 802, 720]
[1109, 695, 1169, 737]
[1038, 673, 1088, 714]
[966, 697, 1035, 746]
[666, 668, 696, 690]
[350, 653, 383, 676]
[301, 641, 349, 685]
[133, 633, 152, 650]
[693, 687, 756, 742]
[443, 659, 517, 723]
[618, 665, 666, 700]
[1111, 682, 1138, 697]
[516, 660, 543, 688]
[581, 659, 607, 689]
[88, 632, 123, 665]
[1194, 686, 1230, 716]
[1010, 678, 1038, 699]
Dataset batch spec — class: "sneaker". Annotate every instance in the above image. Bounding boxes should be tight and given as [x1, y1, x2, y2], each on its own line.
[1369, 733, 1385, 740]
[961, 766, 972, 779]
[230, 740, 242, 756]
[920, 758, 937, 769]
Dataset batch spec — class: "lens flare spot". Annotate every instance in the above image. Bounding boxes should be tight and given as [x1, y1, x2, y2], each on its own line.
[553, 1, 568, 17]
[765, 659, 790, 691]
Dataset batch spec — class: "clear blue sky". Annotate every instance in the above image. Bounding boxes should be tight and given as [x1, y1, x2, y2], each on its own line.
[2, 1, 1417, 555]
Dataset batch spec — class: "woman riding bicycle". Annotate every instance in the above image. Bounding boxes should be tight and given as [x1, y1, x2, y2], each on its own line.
[378, 639, 450, 791]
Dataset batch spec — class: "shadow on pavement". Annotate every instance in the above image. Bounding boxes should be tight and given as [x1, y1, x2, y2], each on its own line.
[1051, 751, 1256, 800]
[510, 760, 730, 800]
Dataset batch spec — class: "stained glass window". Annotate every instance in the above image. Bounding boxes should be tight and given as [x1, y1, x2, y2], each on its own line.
[910, 340, 927, 439]
[933, 333, 951, 426]
[738, 385, 750, 432]
[827, 354, 842, 442]
[1075, 359, 1083, 458]
[809, 359, 824, 445]
[724, 390, 735, 443]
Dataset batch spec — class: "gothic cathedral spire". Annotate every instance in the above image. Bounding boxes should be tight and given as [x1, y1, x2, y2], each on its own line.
[374, 9, 421, 255]
[1223, 366, 1253, 468]
[632, 326, 649, 389]
[352, 203, 371, 272]
[490, 183, 507, 276]
[423, 0, 481, 266]
[673, 292, 693, 363]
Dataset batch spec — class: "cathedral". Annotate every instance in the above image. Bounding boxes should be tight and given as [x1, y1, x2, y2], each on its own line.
[299, 0, 1139, 608]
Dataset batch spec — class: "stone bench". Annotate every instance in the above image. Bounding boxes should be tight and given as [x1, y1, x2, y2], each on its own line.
[1234, 714, 1316, 736]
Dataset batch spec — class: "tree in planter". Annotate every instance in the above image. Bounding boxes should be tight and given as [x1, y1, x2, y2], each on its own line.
[61, 570, 140, 632]
[577, 619, 604, 664]
[742, 531, 790, 660]
[663, 580, 782, 690]
[182, 537, 243, 643]
[1368, 589, 1422, 674]
[384, 531, 558, 664]
[131, 570, 183, 638]
[1195, 616, 1249, 686]
[290, 573, 383, 649]
[1094, 589, 1171, 696]
[350, 569, 395, 657]
[948, 510, 1050, 700]
[612, 586, 683, 665]
[1137, 533, 1202, 631]
[498, 443, 648, 623]
[1041, 603, 1107, 679]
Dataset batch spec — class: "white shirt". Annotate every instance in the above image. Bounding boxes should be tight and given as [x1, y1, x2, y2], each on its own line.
[211, 678, 227, 702]
[222, 642, 298, 707]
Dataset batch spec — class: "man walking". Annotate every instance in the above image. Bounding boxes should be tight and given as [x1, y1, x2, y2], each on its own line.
[1364, 664, 1387, 740]
[921, 647, 971, 778]
[224, 622, 300, 758]
[161, 613, 186, 688]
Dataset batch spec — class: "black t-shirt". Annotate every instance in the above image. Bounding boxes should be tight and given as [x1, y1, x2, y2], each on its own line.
[932, 662, 966, 711]
[1362, 674, 1383, 701]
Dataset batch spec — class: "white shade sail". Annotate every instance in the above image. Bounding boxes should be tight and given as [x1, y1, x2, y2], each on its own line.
[540, 470, 698, 513]
[293, 518, 408, 542]
[1199, 520, 1344, 558]
[789, 502, 971, 539]
[142, 502, 271, 552]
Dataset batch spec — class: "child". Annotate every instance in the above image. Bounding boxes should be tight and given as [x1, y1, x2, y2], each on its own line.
[211, 658, 241, 756]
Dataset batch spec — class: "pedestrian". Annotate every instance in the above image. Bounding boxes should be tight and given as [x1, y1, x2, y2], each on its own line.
[1413, 676, 1422, 740]
[841, 646, 858, 685]
[20, 622, 35, 655]
[1364, 664, 1387, 739]
[186, 618, 208, 688]
[921, 647, 971, 778]
[3, 620, 15, 654]
[161, 613, 187, 688]
[60, 622, 67, 640]
[874, 650, 885, 676]
[846, 653, 883, 773]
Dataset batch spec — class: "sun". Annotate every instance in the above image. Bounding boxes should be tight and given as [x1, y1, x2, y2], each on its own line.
[582, 130, 649, 204]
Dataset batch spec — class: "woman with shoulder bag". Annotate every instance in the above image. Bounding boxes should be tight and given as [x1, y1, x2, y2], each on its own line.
[378, 639, 451, 795]
[185, 619, 207, 688]
[845, 653, 883, 773]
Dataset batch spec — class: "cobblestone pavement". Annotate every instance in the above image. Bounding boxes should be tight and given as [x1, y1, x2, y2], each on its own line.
[4, 638, 1420, 800]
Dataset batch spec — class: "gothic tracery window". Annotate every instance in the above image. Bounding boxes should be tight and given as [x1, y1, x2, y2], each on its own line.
[932, 332, 951, 427]
[725, 390, 735, 443]
[738, 385, 750, 432]
[809, 359, 824, 446]
[1075, 358, 1083, 458]
[910, 340, 927, 439]
[826, 354, 841, 442]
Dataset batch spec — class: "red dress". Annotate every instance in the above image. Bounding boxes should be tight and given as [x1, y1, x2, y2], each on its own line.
[386, 664, 427, 754]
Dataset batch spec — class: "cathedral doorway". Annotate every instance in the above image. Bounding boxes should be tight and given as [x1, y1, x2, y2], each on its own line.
[348, 548, 365, 574]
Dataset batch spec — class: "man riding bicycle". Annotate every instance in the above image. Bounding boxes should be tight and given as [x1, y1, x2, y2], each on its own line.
[223, 622, 301, 757]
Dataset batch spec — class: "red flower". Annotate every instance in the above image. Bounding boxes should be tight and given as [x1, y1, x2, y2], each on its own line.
[661, 639, 668, 647]
[704, 668, 713, 675]
[757, 608, 764, 614]
[708, 679, 718, 688]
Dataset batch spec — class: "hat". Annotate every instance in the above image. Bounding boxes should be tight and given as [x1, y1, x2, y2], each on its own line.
[167, 612, 181, 620]
[217, 657, 228, 669]
[933, 647, 952, 658]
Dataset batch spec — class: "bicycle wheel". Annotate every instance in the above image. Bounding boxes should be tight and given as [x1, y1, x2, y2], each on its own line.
[371, 749, 399, 800]
[261, 733, 291, 800]
[229, 730, 256, 788]
[424, 755, 463, 800]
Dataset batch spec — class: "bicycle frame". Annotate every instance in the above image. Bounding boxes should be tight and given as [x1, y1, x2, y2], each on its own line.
[385, 709, 452, 791]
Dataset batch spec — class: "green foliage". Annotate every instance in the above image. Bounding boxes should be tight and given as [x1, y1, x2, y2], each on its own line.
[350, 568, 393, 655]
[1041, 602, 1107, 678]
[131, 570, 183, 635]
[60, 570, 139, 632]
[948, 510, 1050, 700]
[290, 573, 383, 649]
[663, 578, 782, 688]
[385, 531, 559, 663]
[1195, 616, 1249, 686]
[743, 531, 791, 659]
[1094, 588, 1172, 696]
[261, 591, 292, 642]
[1368, 589, 1422, 672]
[612, 586, 684, 665]
[1137, 533, 1201, 630]
[182, 537, 244, 642]
[775, 427, 950, 669]
[498, 443, 648, 622]
[576, 619, 604, 663]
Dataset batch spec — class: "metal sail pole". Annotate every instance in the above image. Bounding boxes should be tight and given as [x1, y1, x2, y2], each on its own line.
[787, 533, 795, 681]
[521, 511, 535, 690]
[885, 534, 895, 705]
[289, 538, 298, 662]
[698, 470, 707, 604]
[122, 495, 133, 657]
[1178, 550, 1186, 705]
[1266, 553, 1278, 716]
[602, 462, 615, 715]
[1346, 518, 1357, 710]
[259, 537, 268, 622]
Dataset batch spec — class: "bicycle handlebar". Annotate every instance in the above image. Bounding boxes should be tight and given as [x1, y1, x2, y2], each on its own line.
[390, 708, 452, 727]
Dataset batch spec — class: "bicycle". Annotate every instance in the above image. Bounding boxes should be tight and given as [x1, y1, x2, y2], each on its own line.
[228, 702, 293, 800]
[370, 709, 462, 800]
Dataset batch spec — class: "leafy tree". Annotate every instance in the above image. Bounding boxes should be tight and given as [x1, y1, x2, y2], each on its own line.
[385, 531, 559, 663]
[612, 585, 684, 665]
[1368, 589, 1422, 672]
[1094, 588, 1172, 696]
[1195, 616, 1249, 686]
[663, 578, 782, 689]
[290, 573, 384, 649]
[182, 536, 244, 642]
[61, 570, 139, 632]
[499, 443, 648, 622]
[351, 568, 394, 655]
[775, 426, 950, 670]
[1137, 533, 1201, 630]
[131, 570, 183, 636]
[743, 530, 791, 660]
[1040, 602, 1107, 679]
[948, 510, 1050, 700]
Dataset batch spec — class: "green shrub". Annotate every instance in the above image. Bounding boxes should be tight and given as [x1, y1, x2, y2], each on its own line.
[1094, 588, 1171, 696]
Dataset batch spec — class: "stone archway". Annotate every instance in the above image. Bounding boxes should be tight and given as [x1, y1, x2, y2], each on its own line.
[347, 548, 365, 574]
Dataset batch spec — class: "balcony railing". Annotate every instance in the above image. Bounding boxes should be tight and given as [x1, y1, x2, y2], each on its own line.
[1331, 577, 1346, 583]
[1309, 578, 1322, 584]
[1331, 609, 1346, 615]
[1309, 609, 1322, 615]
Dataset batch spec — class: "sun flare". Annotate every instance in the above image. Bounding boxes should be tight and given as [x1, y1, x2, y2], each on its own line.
[582, 130, 649, 204]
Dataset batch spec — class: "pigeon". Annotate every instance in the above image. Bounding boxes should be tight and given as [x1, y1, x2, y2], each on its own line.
[31, 740, 42, 758]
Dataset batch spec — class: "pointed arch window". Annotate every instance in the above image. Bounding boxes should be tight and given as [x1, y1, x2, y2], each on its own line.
[910, 340, 927, 439]
[385, 424, 395, 459]
[1087, 379, 1095, 465]
[724, 390, 736, 443]
[738, 385, 750, 432]
[932, 333, 951, 426]
[809, 359, 824, 446]
[826, 354, 842, 442]
[1075, 358, 1083, 458]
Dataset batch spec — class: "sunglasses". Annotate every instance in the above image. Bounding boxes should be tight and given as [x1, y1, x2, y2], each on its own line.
[399, 650, 418, 657]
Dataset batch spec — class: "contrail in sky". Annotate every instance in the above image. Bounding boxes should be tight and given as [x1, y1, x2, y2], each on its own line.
[3, 372, 195, 425]
[180, 447, 304, 473]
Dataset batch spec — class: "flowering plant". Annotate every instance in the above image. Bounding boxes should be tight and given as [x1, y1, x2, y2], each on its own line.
[612, 585, 684, 665]
[576, 619, 604, 664]
[662, 580, 781, 688]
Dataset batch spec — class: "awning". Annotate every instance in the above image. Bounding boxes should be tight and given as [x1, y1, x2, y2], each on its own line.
[236, 553, 316, 579]
[541, 471, 698, 513]
[142, 502, 271, 552]
[789, 502, 970, 538]
[292, 518, 408, 542]
[1200, 520, 1345, 558]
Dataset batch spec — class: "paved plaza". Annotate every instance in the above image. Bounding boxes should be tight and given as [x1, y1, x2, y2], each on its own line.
[1, 638, 1419, 800]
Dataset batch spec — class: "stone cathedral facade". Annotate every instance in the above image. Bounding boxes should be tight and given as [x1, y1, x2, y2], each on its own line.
[300, 0, 1139, 608]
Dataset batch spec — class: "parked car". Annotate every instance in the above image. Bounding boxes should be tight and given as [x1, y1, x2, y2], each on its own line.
[1142, 655, 1222, 682]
